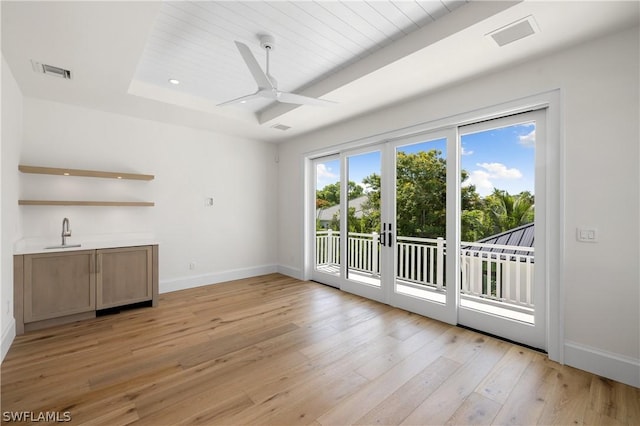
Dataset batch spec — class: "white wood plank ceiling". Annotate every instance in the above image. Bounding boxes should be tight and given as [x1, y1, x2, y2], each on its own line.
[133, 1, 467, 112]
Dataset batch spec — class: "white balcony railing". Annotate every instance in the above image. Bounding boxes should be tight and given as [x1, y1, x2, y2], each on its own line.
[315, 230, 534, 310]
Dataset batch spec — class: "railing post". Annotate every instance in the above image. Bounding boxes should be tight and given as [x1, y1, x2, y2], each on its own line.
[327, 229, 334, 265]
[371, 232, 379, 276]
[436, 237, 444, 290]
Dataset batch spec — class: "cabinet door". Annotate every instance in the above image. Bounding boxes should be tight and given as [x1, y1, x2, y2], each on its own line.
[97, 246, 153, 309]
[24, 250, 96, 322]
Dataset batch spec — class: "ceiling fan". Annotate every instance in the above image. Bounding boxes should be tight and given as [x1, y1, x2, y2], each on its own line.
[217, 35, 336, 107]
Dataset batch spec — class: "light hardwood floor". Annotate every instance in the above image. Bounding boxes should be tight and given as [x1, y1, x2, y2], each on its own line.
[2, 273, 639, 425]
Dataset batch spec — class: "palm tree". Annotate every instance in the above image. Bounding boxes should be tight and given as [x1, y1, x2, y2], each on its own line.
[487, 189, 534, 233]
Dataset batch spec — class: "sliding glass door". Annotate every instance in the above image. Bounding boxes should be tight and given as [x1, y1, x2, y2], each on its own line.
[457, 110, 546, 349]
[309, 108, 548, 350]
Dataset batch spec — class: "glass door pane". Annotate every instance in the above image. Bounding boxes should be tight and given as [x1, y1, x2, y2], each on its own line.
[394, 138, 447, 303]
[387, 129, 457, 324]
[339, 146, 385, 302]
[458, 110, 546, 350]
[313, 156, 341, 283]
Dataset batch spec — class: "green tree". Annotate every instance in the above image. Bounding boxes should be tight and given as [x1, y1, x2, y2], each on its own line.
[360, 173, 381, 233]
[316, 181, 364, 207]
[394, 150, 447, 238]
[317, 154, 534, 241]
[484, 189, 534, 234]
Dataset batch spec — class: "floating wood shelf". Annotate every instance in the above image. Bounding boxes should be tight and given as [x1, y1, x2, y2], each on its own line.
[19, 200, 155, 207]
[19, 165, 154, 181]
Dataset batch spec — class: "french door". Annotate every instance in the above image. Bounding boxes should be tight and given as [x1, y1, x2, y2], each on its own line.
[311, 109, 547, 350]
[312, 130, 457, 324]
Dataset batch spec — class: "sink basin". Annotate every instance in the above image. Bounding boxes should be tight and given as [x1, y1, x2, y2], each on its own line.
[44, 244, 82, 250]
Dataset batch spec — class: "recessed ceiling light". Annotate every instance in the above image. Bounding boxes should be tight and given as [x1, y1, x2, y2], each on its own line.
[168, 78, 180, 85]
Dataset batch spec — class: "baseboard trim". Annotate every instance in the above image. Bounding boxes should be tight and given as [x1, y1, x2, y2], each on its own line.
[277, 265, 303, 280]
[1, 318, 16, 363]
[160, 264, 278, 294]
[564, 340, 640, 388]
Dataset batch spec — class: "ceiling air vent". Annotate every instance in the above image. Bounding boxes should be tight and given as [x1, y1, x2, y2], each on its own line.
[271, 123, 291, 131]
[31, 60, 72, 79]
[487, 16, 538, 47]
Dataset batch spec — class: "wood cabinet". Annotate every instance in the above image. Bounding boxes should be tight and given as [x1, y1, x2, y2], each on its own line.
[14, 245, 158, 334]
[23, 250, 96, 323]
[97, 246, 153, 309]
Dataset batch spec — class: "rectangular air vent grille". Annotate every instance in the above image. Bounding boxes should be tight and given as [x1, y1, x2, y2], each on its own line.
[31, 61, 72, 79]
[271, 124, 291, 131]
[487, 16, 538, 47]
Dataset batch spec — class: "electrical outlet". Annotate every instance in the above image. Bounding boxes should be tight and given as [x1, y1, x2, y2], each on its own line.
[189, 261, 196, 270]
[205, 197, 214, 207]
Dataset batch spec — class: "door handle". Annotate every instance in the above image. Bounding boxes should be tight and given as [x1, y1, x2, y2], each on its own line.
[380, 223, 386, 246]
[387, 223, 393, 247]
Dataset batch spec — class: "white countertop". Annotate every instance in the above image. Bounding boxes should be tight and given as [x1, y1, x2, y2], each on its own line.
[14, 233, 159, 255]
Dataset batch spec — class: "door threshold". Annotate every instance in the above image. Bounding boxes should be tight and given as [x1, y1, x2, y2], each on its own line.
[456, 323, 547, 354]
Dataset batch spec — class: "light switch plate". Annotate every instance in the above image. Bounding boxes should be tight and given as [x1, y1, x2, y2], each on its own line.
[577, 227, 598, 243]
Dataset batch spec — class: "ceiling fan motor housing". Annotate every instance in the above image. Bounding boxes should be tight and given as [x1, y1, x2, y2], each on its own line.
[260, 35, 275, 50]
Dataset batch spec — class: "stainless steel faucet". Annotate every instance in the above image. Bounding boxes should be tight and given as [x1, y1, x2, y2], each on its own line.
[61, 217, 71, 246]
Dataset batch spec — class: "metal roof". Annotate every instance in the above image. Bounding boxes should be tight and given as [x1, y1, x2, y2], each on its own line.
[464, 222, 535, 257]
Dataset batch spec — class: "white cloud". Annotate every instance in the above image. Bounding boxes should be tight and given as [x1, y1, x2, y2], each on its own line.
[463, 162, 523, 196]
[519, 129, 535, 147]
[461, 146, 474, 156]
[477, 162, 522, 179]
[463, 170, 493, 194]
[316, 163, 338, 180]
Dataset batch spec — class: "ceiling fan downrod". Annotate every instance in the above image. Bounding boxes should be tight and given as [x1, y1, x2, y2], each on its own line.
[260, 35, 276, 89]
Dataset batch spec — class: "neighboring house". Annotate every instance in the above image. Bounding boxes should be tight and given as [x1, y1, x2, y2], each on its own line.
[316, 196, 368, 229]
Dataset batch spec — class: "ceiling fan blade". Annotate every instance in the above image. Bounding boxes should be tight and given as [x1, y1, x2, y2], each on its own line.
[234, 41, 273, 90]
[216, 91, 262, 107]
[276, 91, 337, 107]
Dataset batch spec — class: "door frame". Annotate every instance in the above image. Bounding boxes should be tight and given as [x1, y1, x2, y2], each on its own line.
[303, 90, 563, 363]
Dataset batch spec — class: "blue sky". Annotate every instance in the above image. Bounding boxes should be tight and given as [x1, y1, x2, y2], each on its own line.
[316, 121, 535, 197]
[460, 122, 535, 196]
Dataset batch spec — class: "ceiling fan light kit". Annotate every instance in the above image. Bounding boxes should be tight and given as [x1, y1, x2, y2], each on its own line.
[217, 35, 336, 108]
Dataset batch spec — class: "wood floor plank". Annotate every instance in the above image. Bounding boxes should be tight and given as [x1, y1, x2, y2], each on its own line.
[317, 327, 482, 425]
[476, 344, 536, 404]
[2, 274, 639, 426]
[537, 365, 593, 425]
[446, 392, 503, 425]
[354, 356, 461, 425]
[400, 337, 511, 425]
[491, 353, 556, 425]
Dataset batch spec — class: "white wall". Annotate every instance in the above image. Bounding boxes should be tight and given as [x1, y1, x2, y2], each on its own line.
[277, 26, 639, 385]
[20, 98, 278, 292]
[1, 55, 23, 360]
